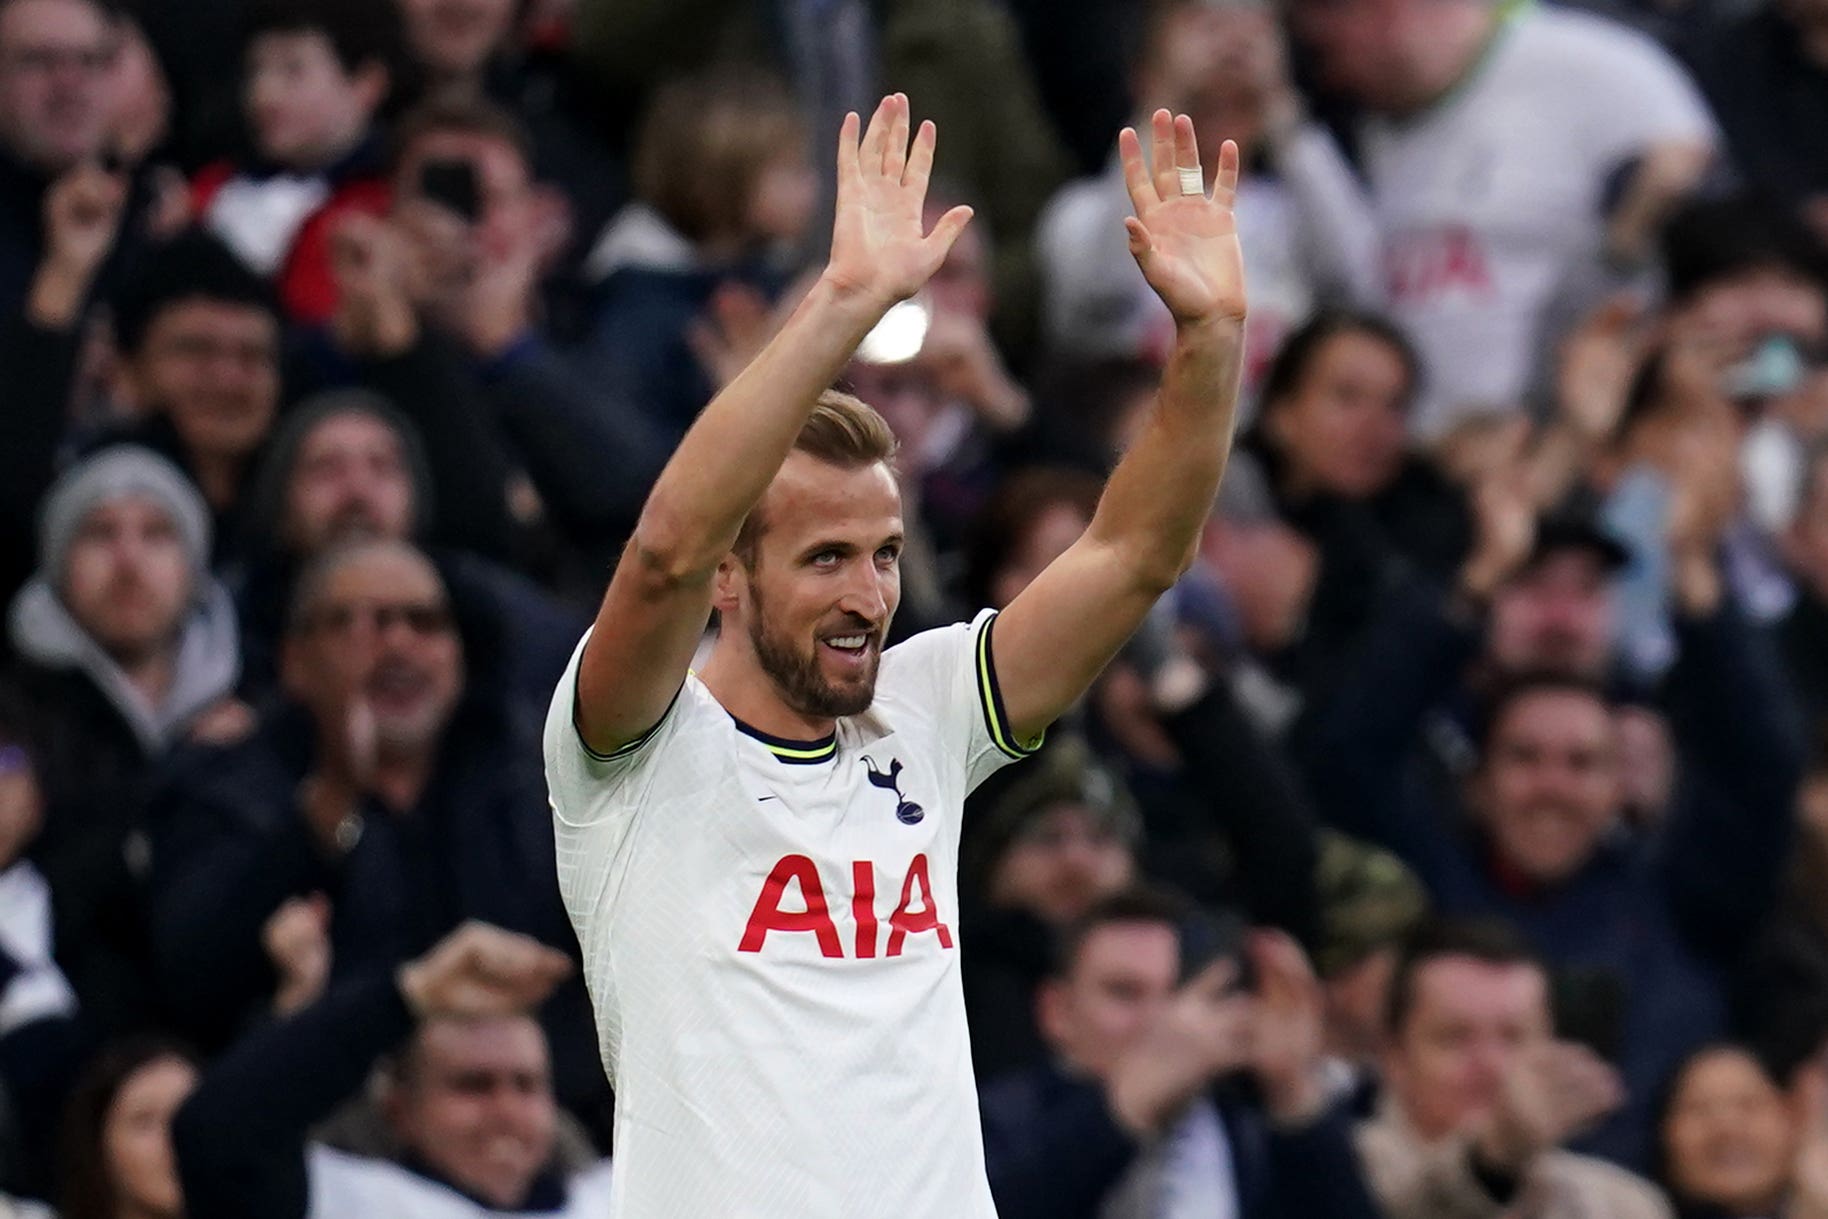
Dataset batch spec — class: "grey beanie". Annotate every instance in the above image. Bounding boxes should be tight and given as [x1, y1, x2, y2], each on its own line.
[38, 446, 212, 585]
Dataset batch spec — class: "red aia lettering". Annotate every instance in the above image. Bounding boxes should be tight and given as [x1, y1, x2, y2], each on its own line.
[738, 855, 953, 958]
[738, 854, 843, 957]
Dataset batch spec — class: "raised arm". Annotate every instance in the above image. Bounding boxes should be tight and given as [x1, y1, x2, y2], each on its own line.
[994, 111, 1246, 741]
[573, 94, 972, 754]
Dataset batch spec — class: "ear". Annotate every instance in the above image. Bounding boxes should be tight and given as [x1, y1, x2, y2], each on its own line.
[352, 61, 391, 114]
[1036, 978, 1069, 1049]
[530, 185, 572, 270]
[712, 553, 745, 616]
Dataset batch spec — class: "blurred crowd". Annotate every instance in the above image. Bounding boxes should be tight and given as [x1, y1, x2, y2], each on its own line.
[2, 0, 1828, 1215]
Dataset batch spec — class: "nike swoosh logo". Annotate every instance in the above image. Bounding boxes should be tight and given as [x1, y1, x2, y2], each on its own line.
[756, 795, 781, 803]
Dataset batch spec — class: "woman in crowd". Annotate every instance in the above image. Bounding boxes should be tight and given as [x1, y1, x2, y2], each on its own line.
[1659, 1043, 1828, 1219]
[57, 1040, 196, 1219]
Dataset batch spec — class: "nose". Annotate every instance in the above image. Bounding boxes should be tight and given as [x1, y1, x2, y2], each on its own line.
[835, 562, 889, 624]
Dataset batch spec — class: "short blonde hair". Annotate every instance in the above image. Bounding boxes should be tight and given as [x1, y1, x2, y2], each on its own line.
[734, 390, 898, 564]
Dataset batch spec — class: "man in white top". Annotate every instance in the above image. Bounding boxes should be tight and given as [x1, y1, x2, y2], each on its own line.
[544, 95, 1249, 1217]
[1288, 0, 1717, 437]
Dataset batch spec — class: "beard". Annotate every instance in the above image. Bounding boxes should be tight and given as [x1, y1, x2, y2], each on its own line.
[748, 588, 879, 719]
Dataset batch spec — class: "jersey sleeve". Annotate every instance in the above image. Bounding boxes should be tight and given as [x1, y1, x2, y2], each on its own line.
[880, 609, 1045, 794]
[1575, 19, 1717, 158]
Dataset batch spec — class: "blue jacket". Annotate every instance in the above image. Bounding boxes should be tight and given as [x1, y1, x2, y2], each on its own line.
[979, 1060, 1384, 1219]
[1304, 583, 1804, 1170]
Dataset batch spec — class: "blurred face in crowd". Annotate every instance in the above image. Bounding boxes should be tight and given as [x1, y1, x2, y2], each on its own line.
[720, 453, 903, 720]
[246, 30, 385, 168]
[1386, 955, 1551, 1140]
[397, 0, 517, 81]
[285, 545, 464, 757]
[990, 803, 1136, 926]
[61, 495, 193, 665]
[1473, 688, 1623, 886]
[126, 298, 281, 471]
[0, 0, 112, 172]
[925, 199, 991, 323]
[1324, 947, 1398, 1064]
[992, 500, 1091, 610]
[747, 145, 818, 248]
[105, 17, 167, 163]
[390, 1016, 558, 1211]
[104, 1054, 197, 1219]
[394, 127, 557, 309]
[1662, 1047, 1795, 1216]
[1262, 328, 1412, 499]
[283, 411, 416, 556]
[1202, 516, 1319, 652]
[1039, 920, 1180, 1078]
[845, 359, 951, 473]
[0, 741, 43, 871]
[1487, 550, 1617, 680]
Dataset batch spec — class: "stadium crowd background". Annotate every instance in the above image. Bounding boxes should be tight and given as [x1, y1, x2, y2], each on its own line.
[3, 0, 1828, 1213]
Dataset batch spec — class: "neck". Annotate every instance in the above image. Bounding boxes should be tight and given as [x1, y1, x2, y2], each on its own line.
[116, 645, 178, 711]
[699, 638, 836, 741]
[371, 748, 434, 812]
[1386, 2, 1505, 118]
[189, 451, 243, 512]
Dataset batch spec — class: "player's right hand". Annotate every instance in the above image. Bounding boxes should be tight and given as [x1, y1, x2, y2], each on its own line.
[822, 93, 973, 312]
[397, 921, 573, 1020]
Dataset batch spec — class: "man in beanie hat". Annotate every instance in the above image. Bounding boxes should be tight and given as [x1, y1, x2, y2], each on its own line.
[3, 445, 247, 1035]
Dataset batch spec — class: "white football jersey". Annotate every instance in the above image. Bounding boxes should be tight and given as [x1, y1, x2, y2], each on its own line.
[544, 610, 1038, 1218]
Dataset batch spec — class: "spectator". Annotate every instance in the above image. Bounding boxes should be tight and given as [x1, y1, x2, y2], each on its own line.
[1657, 1043, 1828, 1219]
[1686, 0, 1828, 238]
[55, 1037, 197, 1219]
[6, 448, 247, 1037]
[146, 538, 604, 1125]
[102, 13, 171, 170]
[173, 921, 608, 1219]
[1781, 441, 1828, 724]
[1320, 918, 1670, 1218]
[960, 736, 1140, 1078]
[1036, 0, 1377, 390]
[192, 0, 400, 326]
[0, 695, 80, 1199]
[578, 69, 817, 440]
[1285, 0, 1717, 436]
[978, 888, 1384, 1219]
[231, 390, 585, 713]
[1307, 452, 1805, 1167]
[0, 0, 150, 316]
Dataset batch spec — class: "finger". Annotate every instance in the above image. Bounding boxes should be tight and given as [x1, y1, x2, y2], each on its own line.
[903, 119, 937, 194]
[883, 93, 909, 180]
[860, 96, 894, 181]
[1174, 113, 1202, 191]
[920, 203, 974, 265]
[1215, 139, 1241, 200]
[1124, 216, 1153, 262]
[1150, 109, 1178, 202]
[1183, 956, 1238, 1001]
[1118, 127, 1159, 214]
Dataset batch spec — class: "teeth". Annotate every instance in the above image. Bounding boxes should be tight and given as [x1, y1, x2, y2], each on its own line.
[826, 636, 867, 649]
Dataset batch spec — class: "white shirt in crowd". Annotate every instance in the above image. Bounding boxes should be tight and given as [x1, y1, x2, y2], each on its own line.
[1357, 5, 1715, 436]
[306, 1147, 614, 1219]
[545, 610, 1038, 1218]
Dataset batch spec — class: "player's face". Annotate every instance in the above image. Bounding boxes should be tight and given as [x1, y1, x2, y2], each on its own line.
[1040, 921, 1179, 1078]
[1474, 690, 1622, 886]
[1385, 957, 1549, 1140]
[283, 412, 416, 555]
[60, 495, 194, 664]
[1488, 551, 1617, 680]
[392, 1016, 557, 1210]
[734, 455, 904, 719]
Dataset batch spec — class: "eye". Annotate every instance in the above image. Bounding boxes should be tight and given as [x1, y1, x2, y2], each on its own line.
[810, 549, 842, 569]
[875, 545, 901, 566]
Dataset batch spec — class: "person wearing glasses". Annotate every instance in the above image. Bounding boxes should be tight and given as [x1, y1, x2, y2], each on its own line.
[145, 537, 604, 1128]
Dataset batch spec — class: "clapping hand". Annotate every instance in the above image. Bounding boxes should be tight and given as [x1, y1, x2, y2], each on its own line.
[397, 922, 573, 1020]
[1119, 110, 1247, 327]
[822, 94, 974, 311]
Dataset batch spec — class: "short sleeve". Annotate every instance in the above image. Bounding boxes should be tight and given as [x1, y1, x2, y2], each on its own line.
[1566, 16, 1716, 159]
[878, 610, 1045, 795]
[541, 628, 691, 831]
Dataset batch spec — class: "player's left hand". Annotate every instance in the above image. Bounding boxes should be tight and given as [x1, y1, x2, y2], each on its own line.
[1119, 110, 1247, 327]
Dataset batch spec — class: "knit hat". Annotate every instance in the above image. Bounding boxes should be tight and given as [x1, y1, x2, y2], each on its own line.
[1312, 831, 1430, 980]
[38, 446, 211, 587]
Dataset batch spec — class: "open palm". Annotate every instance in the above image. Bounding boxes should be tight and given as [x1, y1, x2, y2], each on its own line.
[825, 93, 973, 308]
[1120, 110, 1247, 325]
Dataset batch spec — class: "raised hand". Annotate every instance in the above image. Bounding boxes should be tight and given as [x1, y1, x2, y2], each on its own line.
[1119, 110, 1247, 326]
[264, 893, 333, 1016]
[397, 921, 573, 1020]
[1475, 1041, 1625, 1175]
[1108, 958, 1256, 1136]
[823, 93, 974, 310]
[1247, 930, 1330, 1124]
[28, 162, 127, 327]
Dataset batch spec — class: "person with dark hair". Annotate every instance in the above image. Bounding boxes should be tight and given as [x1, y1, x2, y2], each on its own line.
[1656, 1043, 1828, 1219]
[978, 888, 1385, 1218]
[56, 1037, 197, 1219]
[1305, 449, 1805, 1169]
[5, 447, 249, 1039]
[173, 921, 609, 1219]
[146, 538, 606, 1128]
[1360, 918, 1670, 1217]
[191, 0, 402, 326]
